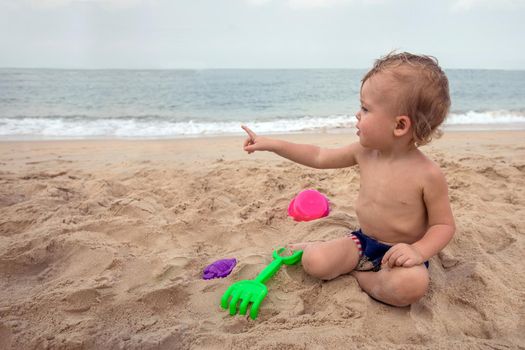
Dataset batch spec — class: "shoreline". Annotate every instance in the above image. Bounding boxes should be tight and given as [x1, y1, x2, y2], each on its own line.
[2, 123, 525, 142]
[2, 130, 524, 168]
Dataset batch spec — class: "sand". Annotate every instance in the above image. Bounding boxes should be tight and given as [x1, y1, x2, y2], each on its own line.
[0, 130, 524, 349]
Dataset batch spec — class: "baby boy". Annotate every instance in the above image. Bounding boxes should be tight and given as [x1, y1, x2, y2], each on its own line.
[242, 52, 455, 307]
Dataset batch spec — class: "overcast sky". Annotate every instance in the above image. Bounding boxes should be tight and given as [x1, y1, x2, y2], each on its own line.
[1, 0, 524, 69]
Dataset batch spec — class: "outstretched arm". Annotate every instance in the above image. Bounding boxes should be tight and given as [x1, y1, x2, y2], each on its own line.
[242, 125, 362, 169]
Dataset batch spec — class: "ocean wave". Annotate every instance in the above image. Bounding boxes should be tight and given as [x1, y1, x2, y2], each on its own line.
[0, 115, 354, 139]
[1, 110, 524, 139]
[446, 110, 525, 124]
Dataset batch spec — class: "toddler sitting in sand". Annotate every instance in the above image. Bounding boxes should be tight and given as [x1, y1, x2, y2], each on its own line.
[241, 52, 456, 307]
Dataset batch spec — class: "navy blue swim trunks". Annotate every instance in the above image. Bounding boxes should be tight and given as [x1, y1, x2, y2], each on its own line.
[348, 229, 429, 272]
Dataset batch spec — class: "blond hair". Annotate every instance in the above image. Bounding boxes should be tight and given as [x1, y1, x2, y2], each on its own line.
[362, 52, 451, 146]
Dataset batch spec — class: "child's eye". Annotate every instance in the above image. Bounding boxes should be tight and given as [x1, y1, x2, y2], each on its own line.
[360, 106, 368, 112]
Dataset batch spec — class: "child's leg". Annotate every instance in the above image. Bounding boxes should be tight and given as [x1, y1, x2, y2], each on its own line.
[289, 237, 361, 281]
[351, 265, 429, 307]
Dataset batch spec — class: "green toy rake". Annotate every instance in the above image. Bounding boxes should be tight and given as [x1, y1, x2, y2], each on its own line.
[220, 248, 303, 320]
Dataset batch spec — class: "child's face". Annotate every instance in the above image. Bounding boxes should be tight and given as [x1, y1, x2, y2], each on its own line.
[356, 73, 397, 149]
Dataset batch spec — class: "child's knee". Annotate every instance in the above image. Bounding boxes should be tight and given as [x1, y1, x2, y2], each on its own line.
[301, 245, 337, 280]
[385, 267, 429, 307]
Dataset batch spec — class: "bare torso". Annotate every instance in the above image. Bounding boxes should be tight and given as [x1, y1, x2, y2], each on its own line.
[355, 148, 431, 244]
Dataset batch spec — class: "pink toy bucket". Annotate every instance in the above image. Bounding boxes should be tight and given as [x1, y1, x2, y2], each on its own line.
[288, 189, 330, 222]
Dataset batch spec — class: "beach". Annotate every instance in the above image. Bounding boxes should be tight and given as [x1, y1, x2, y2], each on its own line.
[1, 130, 524, 349]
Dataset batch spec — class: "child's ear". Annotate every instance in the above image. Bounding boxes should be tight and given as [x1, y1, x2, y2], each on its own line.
[393, 115, 411, 137]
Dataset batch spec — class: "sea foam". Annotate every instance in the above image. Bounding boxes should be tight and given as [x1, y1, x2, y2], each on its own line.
[1, 110, 524, 139]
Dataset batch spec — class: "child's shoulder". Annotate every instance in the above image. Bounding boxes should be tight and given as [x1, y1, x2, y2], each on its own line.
[414, 149, 447, 185]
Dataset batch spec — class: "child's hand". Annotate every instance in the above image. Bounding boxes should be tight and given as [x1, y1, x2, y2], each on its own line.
[242, 125, 274, 154]
[382, 243, 424, 268]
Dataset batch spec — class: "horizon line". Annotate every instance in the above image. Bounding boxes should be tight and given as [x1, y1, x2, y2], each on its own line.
[1, 66, 524, 71]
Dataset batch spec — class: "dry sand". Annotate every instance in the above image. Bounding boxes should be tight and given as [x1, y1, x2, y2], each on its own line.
[0, 131, 524, 349]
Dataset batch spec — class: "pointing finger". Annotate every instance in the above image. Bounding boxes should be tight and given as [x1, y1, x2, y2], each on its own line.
[241, 125, 256, 140]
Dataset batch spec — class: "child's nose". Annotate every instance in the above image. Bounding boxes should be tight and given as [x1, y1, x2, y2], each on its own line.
[355, 112, 361, 121]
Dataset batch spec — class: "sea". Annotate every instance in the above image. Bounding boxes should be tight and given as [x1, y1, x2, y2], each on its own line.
[1, 68, 525, 140]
